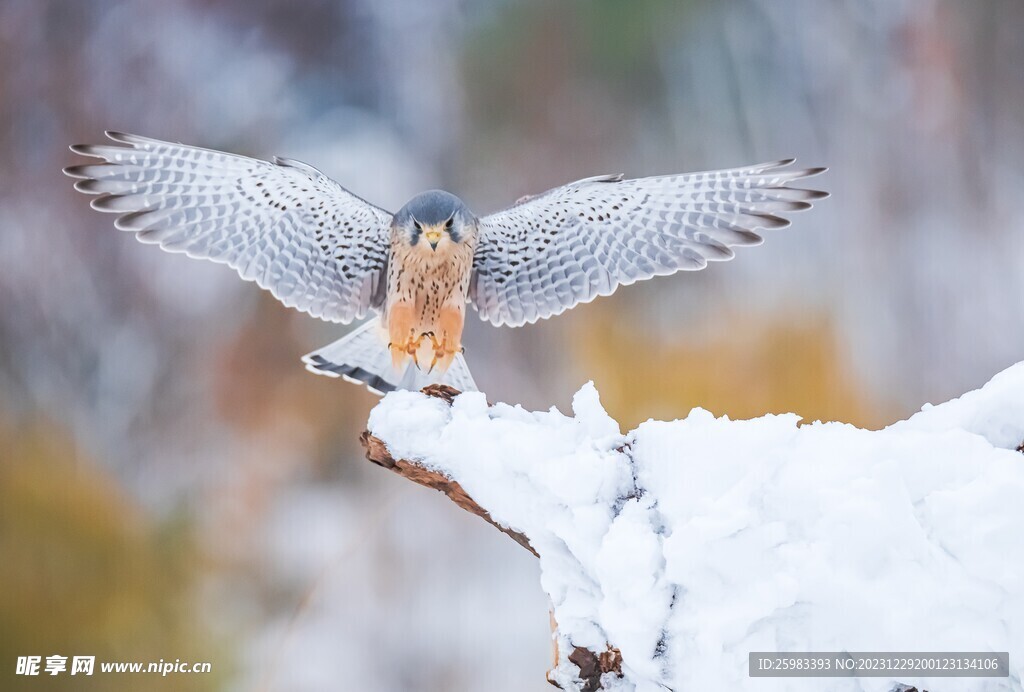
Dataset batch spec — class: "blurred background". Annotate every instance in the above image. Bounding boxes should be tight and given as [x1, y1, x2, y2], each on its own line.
[1, 0, 1022, 690]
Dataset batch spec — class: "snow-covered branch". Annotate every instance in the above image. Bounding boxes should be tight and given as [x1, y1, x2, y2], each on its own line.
[362, 365, 1024, 692]
[361, 384, 536, 557]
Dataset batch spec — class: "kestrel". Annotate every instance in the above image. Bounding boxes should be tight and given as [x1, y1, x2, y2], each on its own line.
[65, 132, 826, 394]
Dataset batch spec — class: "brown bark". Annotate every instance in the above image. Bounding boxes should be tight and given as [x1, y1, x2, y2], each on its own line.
[360, 437, 537, 556]
[565, 646, 623, 692]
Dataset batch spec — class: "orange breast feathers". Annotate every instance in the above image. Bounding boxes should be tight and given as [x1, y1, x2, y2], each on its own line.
[385, 233, 474, 375]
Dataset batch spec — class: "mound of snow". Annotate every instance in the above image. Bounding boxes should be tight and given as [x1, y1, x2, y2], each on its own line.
[368, 364, 1024, 692]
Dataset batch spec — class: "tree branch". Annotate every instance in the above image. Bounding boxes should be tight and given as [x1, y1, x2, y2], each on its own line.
[359, 384, 537, 557]
[359, 384, 624, 690]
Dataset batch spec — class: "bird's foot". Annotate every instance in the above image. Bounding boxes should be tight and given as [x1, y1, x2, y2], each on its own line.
[426, 333, 459, 375]
[389, 335, 422, 371]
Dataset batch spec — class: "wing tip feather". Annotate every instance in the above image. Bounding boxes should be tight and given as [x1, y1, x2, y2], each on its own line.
[115, 210, 150, 231]
[69, 143, 106, 158]
[63, 164, 90, 179]
[752, 213, 791, 230]
[88, 194, 117, 212]
[104, 130, 134, 144]
[73, 179, 103, 194]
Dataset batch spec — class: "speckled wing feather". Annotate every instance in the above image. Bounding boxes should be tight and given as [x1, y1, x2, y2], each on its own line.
[470, 160, 827, 327]
[65, 132, 392, 323]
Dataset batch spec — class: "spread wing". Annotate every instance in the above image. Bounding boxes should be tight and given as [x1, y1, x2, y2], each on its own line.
[470, 160, 827, 327]
[65, 132, 392, 324]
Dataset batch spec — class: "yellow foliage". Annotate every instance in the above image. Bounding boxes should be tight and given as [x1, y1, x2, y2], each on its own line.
[0, 418, 223, 691]
[577, 313, 890, 431]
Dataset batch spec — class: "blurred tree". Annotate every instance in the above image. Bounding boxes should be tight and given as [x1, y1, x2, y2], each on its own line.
[0, 416, 225, 691]
[580, 313, 889, 431]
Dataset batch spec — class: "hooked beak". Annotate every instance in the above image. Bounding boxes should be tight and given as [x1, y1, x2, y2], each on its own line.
[423, 225, 443, 251]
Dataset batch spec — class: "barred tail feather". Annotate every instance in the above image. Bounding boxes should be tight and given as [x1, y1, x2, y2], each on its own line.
[302, 318, 478, 395]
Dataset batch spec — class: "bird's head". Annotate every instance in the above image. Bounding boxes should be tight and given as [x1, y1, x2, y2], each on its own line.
[394, 190, 475, 252]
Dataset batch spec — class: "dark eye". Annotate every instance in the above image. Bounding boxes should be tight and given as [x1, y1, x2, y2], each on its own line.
[445, 218, 454, 230]
[413, 221, 421, 231]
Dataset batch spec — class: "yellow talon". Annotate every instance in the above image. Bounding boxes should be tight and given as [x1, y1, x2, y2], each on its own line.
[393, 329, 460, 374]
[424, 331, 458, 374]
[390, 333, 424, 371]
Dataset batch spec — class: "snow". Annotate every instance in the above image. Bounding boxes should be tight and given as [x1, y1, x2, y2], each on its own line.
[367, 364, 1024, 692]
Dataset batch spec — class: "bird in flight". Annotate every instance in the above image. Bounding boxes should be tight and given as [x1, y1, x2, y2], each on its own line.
[65, 132, 826, 394]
